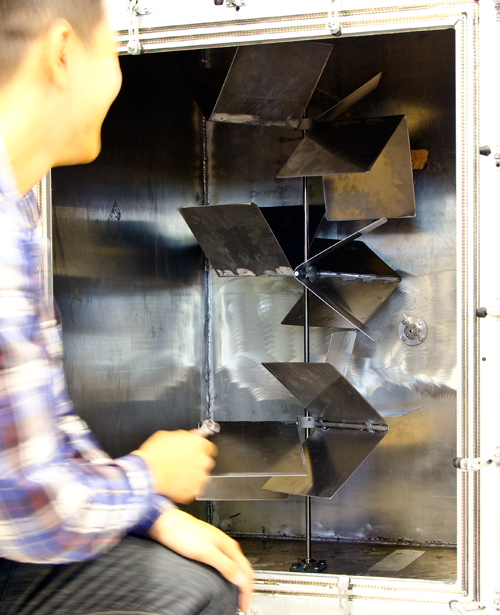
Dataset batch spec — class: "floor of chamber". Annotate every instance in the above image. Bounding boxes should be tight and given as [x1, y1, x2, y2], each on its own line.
[237, 538, 457, 582]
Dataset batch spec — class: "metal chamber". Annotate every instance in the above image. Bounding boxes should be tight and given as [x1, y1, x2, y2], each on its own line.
[52, 28, 457, 560]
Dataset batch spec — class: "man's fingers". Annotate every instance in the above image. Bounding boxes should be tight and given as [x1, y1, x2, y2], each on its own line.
[194, 543, 252, 611]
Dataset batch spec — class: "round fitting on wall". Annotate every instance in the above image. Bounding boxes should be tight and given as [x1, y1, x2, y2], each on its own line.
[398, 315, 427, 346]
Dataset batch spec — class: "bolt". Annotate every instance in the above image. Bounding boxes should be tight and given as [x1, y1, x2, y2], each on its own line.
[294, 271, 299, 277]
[418, 320, 424, 326]
[402, 319, 408, 326]
[402, 336, 407, 342]
[418, 336, 423, 342]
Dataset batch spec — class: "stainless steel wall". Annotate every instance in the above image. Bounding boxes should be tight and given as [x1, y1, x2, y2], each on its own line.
[52, 52, 206, 458]
[210, 30, 457, 544]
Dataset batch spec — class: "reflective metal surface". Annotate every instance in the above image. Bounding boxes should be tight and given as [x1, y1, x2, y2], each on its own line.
[209, 421, 306, 477]
[212, 29, 457, 543]
[262, 363, 387, 426]
[211, 42, 332, 127]
[315, 73, 382, 124]
[264, 427, 386, 499]
[323, 117, 416, 221]
[283, 240, 401, 336]
[179, 203, 293, 277]
[326, 331, 356, 377]
[277, 115, 403, 178]
[198, 477, 289, 501]
[180, 42, 332, 128]
[52, 53, 206, 457]
[52, 28, 458, 545]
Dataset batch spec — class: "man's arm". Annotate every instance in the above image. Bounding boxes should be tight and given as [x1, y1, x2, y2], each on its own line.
[0, 202, 213, 563]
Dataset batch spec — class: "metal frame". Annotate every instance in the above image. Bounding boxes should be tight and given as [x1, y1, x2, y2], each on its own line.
[99, 1, 489, 612]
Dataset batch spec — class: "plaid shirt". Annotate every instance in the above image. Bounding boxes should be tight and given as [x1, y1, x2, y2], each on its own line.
[0, 136, 172, 564]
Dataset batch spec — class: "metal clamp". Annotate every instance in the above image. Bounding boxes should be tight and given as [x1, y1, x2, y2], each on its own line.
[450, 599, 500, 613]
[453, 449, 500, 471]
[298, 416, 316, 429]
[479, 144, 500, 167]
[337, 576, 350, 614]
[127, 0, 152, 55]
[225, 0, 247, 9]
[327, 0, 341, 35]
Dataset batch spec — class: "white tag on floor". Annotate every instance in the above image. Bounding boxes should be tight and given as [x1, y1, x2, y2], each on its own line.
[368, 550, 425, 572]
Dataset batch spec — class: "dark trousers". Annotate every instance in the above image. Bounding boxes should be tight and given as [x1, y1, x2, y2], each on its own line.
[0, 535, 239, 615]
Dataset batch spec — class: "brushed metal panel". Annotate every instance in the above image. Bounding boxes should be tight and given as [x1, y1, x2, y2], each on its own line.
[277, 116, 403, 178]
[212, 276, 333, 423]
[211, 29, 457, 543]
[211, 42, 332, 128]
[52, 52, 206, 458]
[323, 117, 416, 221]
[209, 422, 306, 477]
[315, 73, 382, 123]
[263, 428, 387, 499]
[198, 477, 288, 501]
[179, 203, 293, 277]
[326, 331, 357, 377]
[261, 362, 387, 426]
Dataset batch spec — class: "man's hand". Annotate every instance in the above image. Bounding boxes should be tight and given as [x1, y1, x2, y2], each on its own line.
[131, 430, 217, 503]
[149, 509, 254, 612]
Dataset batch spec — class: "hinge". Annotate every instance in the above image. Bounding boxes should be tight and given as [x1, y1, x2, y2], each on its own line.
[450, 595, 500, 613]
[127, 0, 152, 56]
[453, 449, 500, 472]
[479, 145, 500, 168]
[327, 0, 341, 35]
[337, 576, 350, 614]
[225, 0, 247, 9]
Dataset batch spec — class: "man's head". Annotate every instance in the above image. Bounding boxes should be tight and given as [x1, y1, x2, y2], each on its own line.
[0, 0, 122, 184]
[0, 0, 105, 88]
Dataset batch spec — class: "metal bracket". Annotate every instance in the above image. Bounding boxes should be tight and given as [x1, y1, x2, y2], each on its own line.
[127, 0, 152, 55]
[479, 144, 500, 167]
[298, 416, 316, 430]
[453, 449, 500, 471]
[398, 314, 428, 346]
[494, 0, 500, 21]
[297, 416, 388, 433]
[327, 0, 341, 35]
[225, 0, 247, 9]
[337, 576, 350, 614]
[450, 598, 500, 613]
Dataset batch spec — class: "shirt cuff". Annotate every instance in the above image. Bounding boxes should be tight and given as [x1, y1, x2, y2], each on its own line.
[117, 453, 176, 536]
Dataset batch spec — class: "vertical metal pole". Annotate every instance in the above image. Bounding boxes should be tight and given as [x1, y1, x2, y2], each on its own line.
[302, 118, 313, 563]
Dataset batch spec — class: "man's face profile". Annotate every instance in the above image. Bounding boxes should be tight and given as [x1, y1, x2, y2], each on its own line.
[60, 18, 122, 166]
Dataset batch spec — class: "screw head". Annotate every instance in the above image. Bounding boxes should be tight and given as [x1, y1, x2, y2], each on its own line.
[418, 320, 424, 326]
[294, 271, 299, 277]
[402, 336, 407, 342]
[418, 336, 423, 342]
[402, 319, 408, 325]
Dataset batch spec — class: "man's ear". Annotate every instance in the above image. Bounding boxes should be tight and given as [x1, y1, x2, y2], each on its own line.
[44, 19, 74, 91]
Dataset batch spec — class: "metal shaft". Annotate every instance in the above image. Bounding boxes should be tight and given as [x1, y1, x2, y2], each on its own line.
[302, 139, 312, 562]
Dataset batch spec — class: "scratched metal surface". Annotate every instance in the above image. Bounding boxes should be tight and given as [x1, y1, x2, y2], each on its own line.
[52, 52, 206, 458]
[212, 29, 457, 543]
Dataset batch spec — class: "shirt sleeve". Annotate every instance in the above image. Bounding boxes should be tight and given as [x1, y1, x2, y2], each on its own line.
[0, 202, 173, 564]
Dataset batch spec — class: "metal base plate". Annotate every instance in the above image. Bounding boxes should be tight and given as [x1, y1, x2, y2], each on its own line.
[290, 559, 328, 573]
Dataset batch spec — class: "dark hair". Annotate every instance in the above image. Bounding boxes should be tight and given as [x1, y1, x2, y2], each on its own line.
[0, 0, 104, 86]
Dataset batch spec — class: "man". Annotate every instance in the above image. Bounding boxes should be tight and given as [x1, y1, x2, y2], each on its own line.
[0, 1, 253, 613]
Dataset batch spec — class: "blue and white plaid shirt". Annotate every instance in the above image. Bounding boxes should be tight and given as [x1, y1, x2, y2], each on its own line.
[0, 136, 172, 564]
